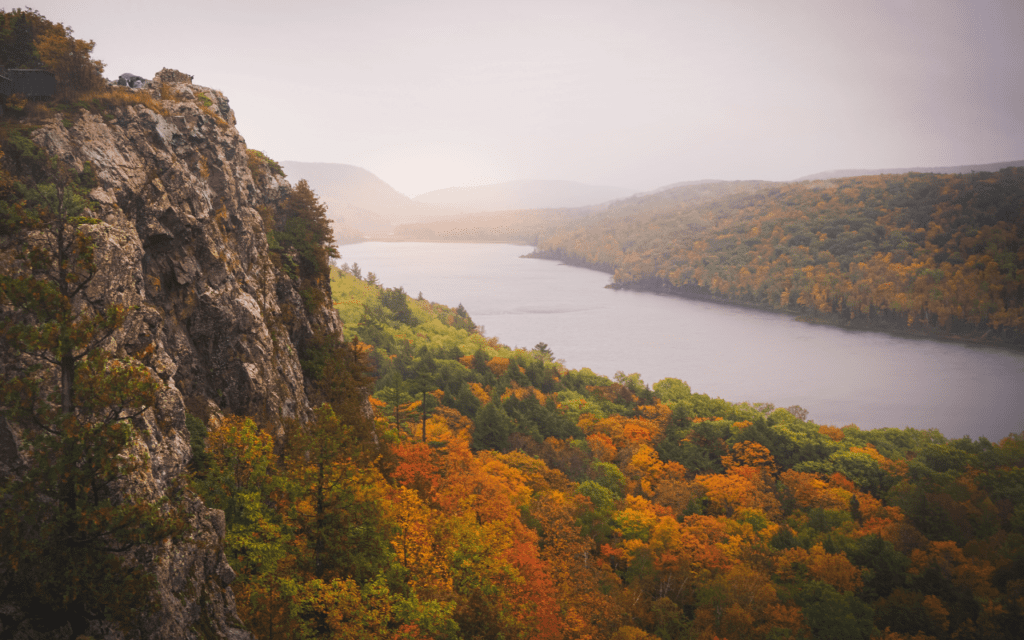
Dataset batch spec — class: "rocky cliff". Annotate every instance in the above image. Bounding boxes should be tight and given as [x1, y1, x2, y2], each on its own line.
[0, 70, 342, 638]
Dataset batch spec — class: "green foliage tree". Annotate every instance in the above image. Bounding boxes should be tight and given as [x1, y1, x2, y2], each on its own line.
[377, 370, 419, 437]
[453, 302, 476, 331]
[273, 179, 338, 311]
[533, 341, 553, 362]
[576, 480, 617, 544]
[473, 400, 514, 451]
[793, 581, 877, 640]
[652, 377, 691, 405]
[589, 460, 628, 497]
[380, 285, 418, 326]
[0, 162, 187, 635]
[0, 8, 49, 68]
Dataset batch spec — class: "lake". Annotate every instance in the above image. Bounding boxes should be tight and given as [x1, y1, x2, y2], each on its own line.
[338, 241, 1024, 442]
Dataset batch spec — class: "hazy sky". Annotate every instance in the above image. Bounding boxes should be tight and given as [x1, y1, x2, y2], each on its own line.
[21, 0, 1024, 196]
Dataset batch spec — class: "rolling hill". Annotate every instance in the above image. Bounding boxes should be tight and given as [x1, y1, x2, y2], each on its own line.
[795, 159, 1024, 182]
[280, 161, 450, 240]
[530, 167, 1024, 345]
[281, 162, 638, 240]
[413, 179, 635, 212]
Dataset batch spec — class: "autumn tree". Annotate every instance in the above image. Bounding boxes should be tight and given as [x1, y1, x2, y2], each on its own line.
[531, 489, 625, 638]
[0, 161, 188, 635]
[693, 565, 805, 640]
[197, 415, 276, 528]
[35, 19, 105, 99]
[200, 411, 458, 640]
[198, 415, 293, 637]
[283, 404, 395, 584]
[0, 10, 104, 100]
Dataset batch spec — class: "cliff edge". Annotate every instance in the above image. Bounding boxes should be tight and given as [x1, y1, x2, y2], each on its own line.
[0, 69, 341, 638]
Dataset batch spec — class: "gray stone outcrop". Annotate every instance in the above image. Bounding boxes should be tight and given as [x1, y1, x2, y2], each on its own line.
[0, 70, 342, 639]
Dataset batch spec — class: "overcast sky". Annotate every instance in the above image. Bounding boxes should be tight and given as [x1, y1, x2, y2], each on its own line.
[21, 0, 1024, 196]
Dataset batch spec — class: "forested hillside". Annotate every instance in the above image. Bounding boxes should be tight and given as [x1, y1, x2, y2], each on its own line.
[194, 269, 1024, 639]
[390, 180, 770, 244]
[532, 170, 1024, 345]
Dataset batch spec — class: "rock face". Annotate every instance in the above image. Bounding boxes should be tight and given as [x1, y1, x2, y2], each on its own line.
[1, 73, 341, 638]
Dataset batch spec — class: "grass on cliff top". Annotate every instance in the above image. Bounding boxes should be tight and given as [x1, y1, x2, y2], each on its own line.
[71, 86, 169, 116]
[1, 83, 237, 130]
[246, 149, 285, 179]
[2, 86, 173, 125]
[330, 266, 509, 358]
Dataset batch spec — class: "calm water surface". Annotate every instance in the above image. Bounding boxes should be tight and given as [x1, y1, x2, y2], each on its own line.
[339, 242, 1024, 441]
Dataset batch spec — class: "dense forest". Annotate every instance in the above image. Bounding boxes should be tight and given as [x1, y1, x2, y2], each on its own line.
[531, 171, 1024, 345]
[190, 264, 1024, 639]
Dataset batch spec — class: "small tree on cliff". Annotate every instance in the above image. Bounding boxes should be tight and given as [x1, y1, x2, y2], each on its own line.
[0, 160, 188, 636]
[275, 179, 338, 310]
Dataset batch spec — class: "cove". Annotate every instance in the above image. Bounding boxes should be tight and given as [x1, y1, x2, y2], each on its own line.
[338, 241, 1024, 442]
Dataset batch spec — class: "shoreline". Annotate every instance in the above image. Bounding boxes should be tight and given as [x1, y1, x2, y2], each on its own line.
[338, 239, 1024, 352]
[526, 249, 1024, 353]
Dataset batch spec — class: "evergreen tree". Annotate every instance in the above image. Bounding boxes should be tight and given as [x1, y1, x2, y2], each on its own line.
[377, 370, 418, 437]
[473, 401, 514, 451]
[274, 179, 338, 310]
[0, 162, 188, 635]
[380, 285, 418, 326]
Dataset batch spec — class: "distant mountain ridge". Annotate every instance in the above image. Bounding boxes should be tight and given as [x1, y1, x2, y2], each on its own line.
[282, 159, 1024, 242]
[280, 161, 450, 240]
[413, 179, 636, 212]
[795, 159, 1024, 182]
[281, 161, 639, 239]
[280, 161, 416, 212]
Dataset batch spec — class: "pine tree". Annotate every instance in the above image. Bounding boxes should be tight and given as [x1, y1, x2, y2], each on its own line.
[0, 161, 188, 635]
[473, 401, 514, 451]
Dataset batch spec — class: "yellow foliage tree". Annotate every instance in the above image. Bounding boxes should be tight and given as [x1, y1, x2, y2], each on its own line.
[35, 22, 105, 99]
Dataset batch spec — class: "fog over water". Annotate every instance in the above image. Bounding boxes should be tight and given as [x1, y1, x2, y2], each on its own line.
[339, 242, 1024, 442]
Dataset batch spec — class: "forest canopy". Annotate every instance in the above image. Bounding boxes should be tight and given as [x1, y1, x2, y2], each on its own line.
[189, 267, 1024, 640]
